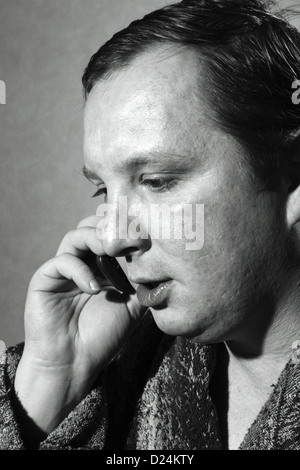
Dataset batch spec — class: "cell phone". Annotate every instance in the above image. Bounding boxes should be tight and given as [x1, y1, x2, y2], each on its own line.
[96, 255, 134, 294]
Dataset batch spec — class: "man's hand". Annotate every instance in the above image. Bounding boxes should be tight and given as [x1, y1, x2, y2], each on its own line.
[14, 215, 145, 437]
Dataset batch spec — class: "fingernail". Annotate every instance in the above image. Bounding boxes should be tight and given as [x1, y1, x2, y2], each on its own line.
[90, 279, 101, 291]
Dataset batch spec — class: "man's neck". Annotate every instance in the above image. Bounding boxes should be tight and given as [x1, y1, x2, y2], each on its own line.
[228, 266, 300, 362]
[224, 342, 289, 390]
[213, 267, 300, 450]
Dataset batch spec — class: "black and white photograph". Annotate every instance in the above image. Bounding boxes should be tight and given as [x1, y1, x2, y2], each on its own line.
[1, 0, 300, 453]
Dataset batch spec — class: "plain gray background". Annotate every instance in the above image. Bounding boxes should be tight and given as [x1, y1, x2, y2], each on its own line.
[0, 0, 299, 347]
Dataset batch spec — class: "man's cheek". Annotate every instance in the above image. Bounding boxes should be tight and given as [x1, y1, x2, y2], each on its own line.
[144, 203, 186, 243]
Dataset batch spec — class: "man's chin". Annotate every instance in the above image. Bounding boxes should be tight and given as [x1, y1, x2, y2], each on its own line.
[149, 306, 227, 344]
[149, 306, 205, 339]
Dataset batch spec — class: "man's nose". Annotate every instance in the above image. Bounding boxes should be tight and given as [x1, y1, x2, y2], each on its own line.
[97, 197, 151, 258]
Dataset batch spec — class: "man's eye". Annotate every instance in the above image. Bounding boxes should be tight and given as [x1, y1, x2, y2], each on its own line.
[141, 176, 178, 192]
[92, 186, 107, 198]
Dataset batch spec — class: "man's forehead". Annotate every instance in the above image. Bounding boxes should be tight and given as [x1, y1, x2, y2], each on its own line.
[83, 45, 240, 174]
[83, 48, 213, 163]
[84, 45, 206, 121]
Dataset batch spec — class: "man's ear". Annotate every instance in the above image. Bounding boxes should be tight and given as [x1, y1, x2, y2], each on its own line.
[287, 133, 300, 227]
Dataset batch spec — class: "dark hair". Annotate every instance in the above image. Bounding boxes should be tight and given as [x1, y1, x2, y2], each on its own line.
[82, 0, 300, 187]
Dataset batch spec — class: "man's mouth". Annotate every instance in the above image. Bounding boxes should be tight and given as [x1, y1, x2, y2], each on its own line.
[132, 279, 173, 308]
[146, 281, 162, 289]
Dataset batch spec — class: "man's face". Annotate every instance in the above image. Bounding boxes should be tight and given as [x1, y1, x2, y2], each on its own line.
[83, 47, 289, 345]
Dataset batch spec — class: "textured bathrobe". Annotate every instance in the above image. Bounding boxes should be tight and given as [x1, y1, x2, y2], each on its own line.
[1, 312, 300, 450]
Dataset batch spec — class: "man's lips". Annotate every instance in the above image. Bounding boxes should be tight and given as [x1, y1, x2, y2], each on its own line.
[129, 277, 172, 286]
[132, 279, 173, 308]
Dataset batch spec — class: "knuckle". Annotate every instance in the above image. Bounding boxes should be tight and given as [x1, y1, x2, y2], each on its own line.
[64, 228, 77, 242]
[57, 231, 75, 252]
[29, 258, 54, 285]
[76, 261, 91, 277]
[58, 229, 84, 253]
[77, 216, 97, 228]
[53, 252, 74, 267]
[77, 219, 88, 228]
[55, 252, 69, 261]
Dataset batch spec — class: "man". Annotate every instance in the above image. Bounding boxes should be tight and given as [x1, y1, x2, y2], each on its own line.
[1, 0, 300, 450]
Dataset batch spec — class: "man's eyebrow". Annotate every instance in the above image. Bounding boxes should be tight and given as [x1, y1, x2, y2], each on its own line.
[82, 152, 189, 180]
[122, 153, 188, 171]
